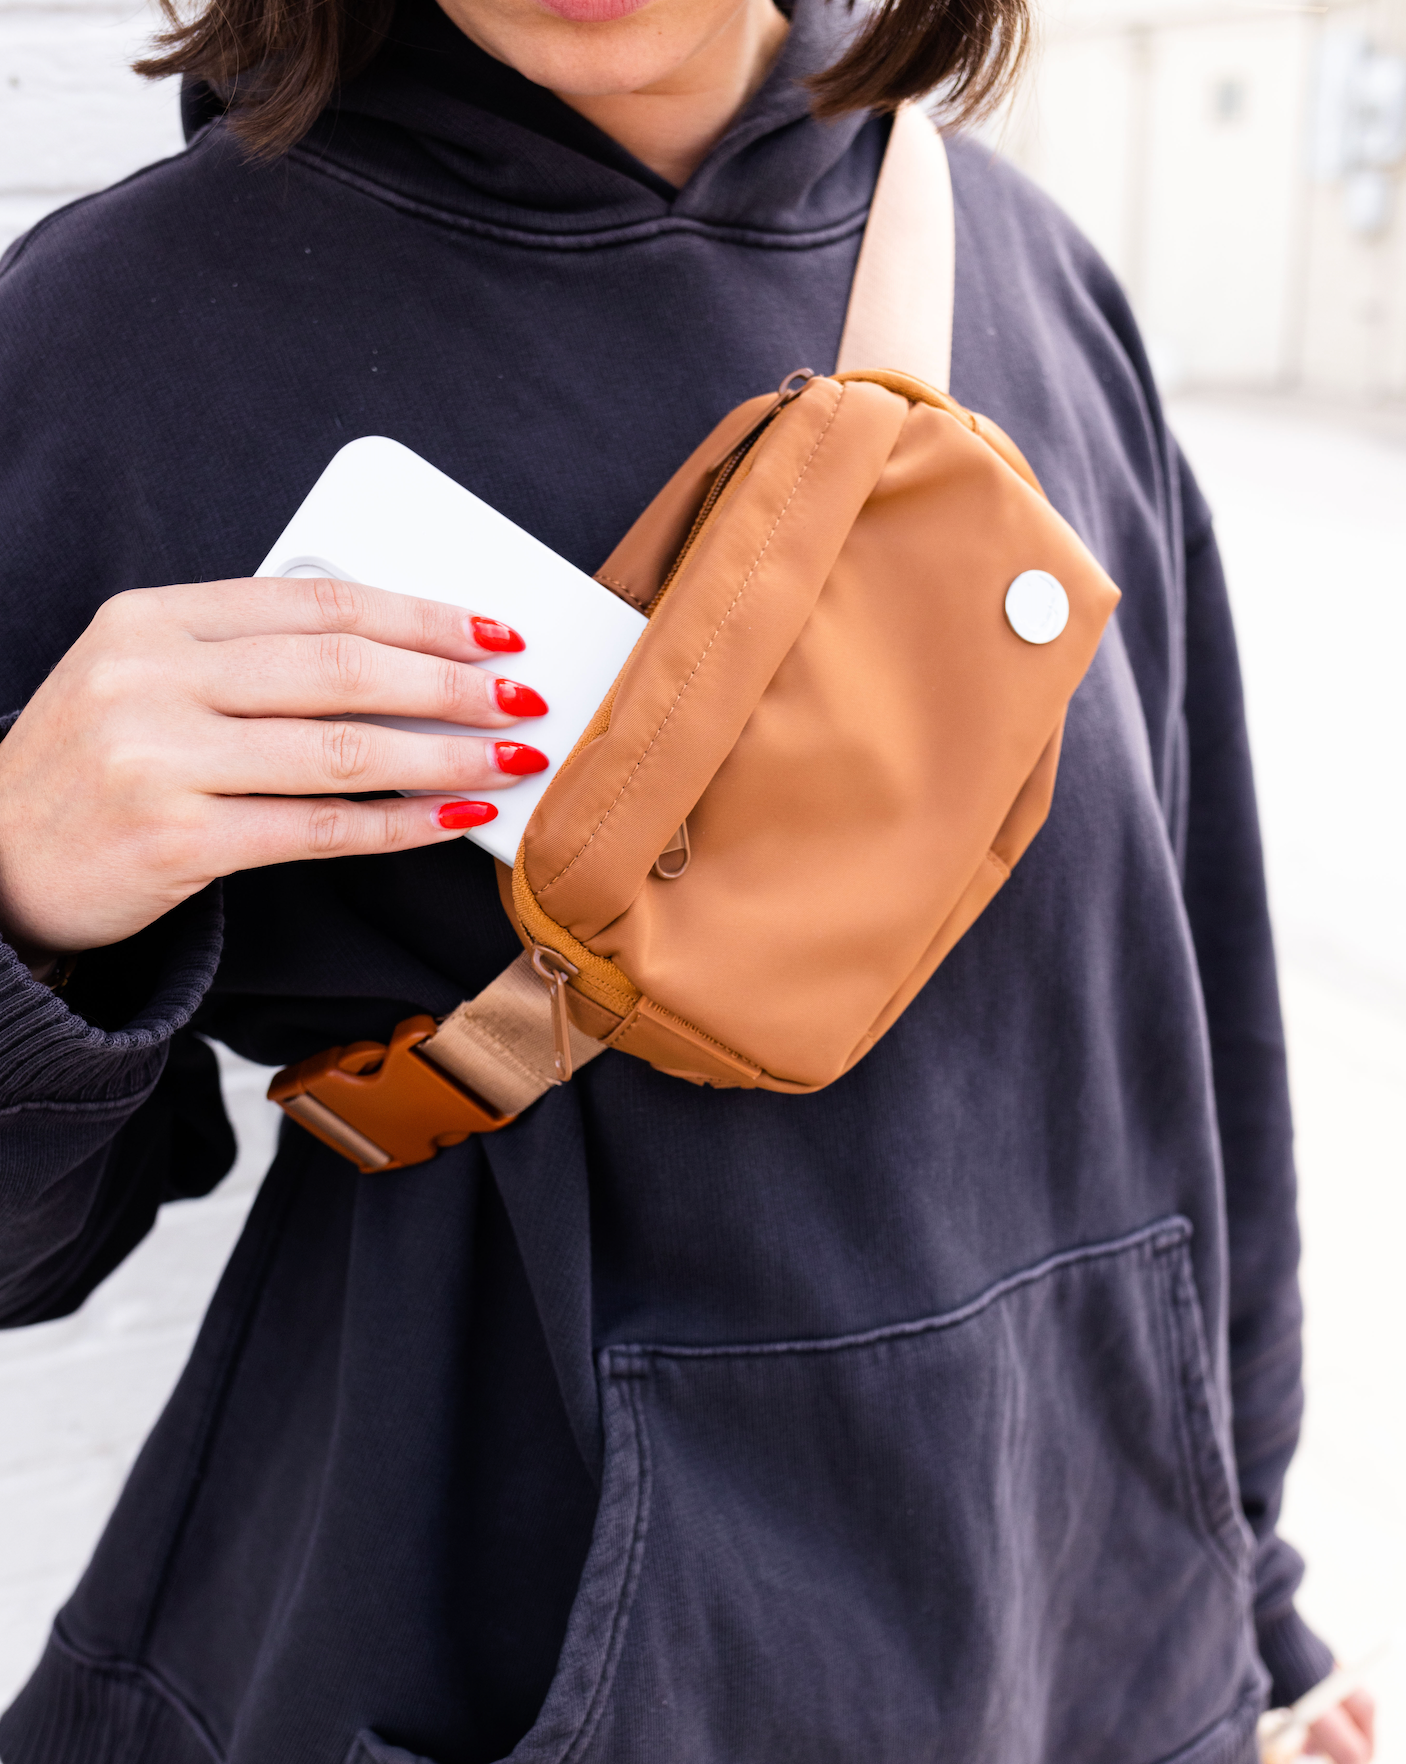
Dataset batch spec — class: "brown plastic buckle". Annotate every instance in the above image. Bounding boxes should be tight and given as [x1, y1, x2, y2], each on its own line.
[267, 1014, 514, 1173]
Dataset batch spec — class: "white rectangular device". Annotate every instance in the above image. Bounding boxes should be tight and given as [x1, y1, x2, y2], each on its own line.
[255, 436, 647, 867]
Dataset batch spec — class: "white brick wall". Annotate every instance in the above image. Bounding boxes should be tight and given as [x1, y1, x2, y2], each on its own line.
[0, 0, 184, 253]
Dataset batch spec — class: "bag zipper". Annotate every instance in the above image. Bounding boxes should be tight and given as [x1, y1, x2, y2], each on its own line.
[525, 371, 819, 1073]
[645, 369, 815, 616]
[531, 944, 581, 1081]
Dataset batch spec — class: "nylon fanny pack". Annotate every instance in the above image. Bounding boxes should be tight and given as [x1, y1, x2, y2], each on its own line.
[269, 112, 1121, 1171]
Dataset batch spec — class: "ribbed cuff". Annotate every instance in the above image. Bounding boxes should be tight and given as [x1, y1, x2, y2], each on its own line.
[0, 884, 224, 1109]
[1257, 1603, 1335, 1708]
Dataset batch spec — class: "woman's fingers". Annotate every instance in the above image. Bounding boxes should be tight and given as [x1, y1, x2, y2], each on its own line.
[0, 577, 547, 953]
[1343, 1690, 1376, 1748]
[195, 715, 548, 796]
[109, 575, 527, 664]
[0, 576, 548, 955]
[191, 631, 547, 726]
[1304, 1699, 1375, 1763]
[213, 792, 504, 874]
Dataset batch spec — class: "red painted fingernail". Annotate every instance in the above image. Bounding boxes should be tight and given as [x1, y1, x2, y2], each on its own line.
[493, 678, 549, 717]
[469, 616, 526, 653]
[438, 800, 499, 829]
[493, 741, 549, 775]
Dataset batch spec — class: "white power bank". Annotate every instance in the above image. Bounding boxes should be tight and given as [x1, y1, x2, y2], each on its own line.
[255, 436, 647, 867]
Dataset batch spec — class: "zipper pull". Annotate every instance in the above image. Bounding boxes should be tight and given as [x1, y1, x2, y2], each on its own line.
[704, 368, 815, 472]
[652, 819, 691, 880]
[531, 945, 580, 1082]
[775, 367, 815, 403]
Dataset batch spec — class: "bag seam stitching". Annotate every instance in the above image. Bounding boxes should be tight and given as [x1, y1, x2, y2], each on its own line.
[539, 384, 846, 894]
[594, 570, 648, 610]
[613, 999, 759, 1071]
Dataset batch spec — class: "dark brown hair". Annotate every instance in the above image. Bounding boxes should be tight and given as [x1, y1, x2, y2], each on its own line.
[135, 0, 1028, 159]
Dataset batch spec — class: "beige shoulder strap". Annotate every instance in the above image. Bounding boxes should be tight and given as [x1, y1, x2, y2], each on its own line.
[835, 104, 955, 394]
[415, 110, 959, 1122]
[426, 948, 604, 1114]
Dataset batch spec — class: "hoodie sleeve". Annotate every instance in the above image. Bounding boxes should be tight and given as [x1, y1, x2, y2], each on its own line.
[1176, 449, 1335, 1707]
[0, 710, 232, 1325]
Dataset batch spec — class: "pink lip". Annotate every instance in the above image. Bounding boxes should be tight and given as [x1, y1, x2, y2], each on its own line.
[536, 0, 652, 19]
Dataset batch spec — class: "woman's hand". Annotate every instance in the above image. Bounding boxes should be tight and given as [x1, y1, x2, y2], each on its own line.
[1305, 1688, 1375, 1761]
[0, 576, 550, 961]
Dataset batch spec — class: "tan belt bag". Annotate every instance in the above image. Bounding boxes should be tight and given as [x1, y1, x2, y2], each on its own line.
[271, 108, 1122, 1171]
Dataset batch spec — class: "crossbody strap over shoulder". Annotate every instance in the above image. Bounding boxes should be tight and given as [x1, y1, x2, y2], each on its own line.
[270, 110, 959, 1171]
[836, 104, 954, 393]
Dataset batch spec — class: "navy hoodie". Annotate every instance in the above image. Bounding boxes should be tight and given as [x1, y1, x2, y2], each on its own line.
[0, 2, 1330, 1759]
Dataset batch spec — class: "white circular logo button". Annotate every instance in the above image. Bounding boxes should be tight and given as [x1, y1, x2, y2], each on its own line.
[1005, 570, 1069, 645]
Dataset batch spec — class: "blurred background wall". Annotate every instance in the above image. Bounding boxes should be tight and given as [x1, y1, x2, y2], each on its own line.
[1, 3, 1403, 1758]
[0, 0, 179, 252]
[1001, 0, 1406, 398]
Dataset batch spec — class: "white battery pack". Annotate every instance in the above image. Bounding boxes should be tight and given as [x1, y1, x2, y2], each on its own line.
[256, 436, 647, 867]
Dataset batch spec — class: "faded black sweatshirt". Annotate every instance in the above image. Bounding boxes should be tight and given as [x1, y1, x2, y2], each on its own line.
[0, 3, 1329, 1760]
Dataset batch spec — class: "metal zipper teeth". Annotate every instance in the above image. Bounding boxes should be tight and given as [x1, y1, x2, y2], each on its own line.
[643, 430, 765, 617]
[644, 393, 802, 617]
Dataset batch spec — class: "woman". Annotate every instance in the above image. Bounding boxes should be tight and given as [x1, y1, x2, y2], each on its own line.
[0, 0, 1377, 1753]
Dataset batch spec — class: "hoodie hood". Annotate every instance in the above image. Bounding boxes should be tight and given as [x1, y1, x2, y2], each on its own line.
[293, 0, 883, 241]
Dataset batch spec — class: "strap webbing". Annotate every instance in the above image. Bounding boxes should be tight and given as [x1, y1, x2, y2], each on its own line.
[426, 108, 957, 1118]
[421, 949, 606, 1117]
[835, 104, 954, 393]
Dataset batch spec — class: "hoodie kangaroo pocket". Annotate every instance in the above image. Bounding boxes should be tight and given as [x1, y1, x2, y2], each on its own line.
[345, 1732, 440, 1764]
[501, 1217, 1262, 1764]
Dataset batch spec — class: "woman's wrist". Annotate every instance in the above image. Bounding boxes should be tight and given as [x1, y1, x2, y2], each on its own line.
[1, 920, 68, 986]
